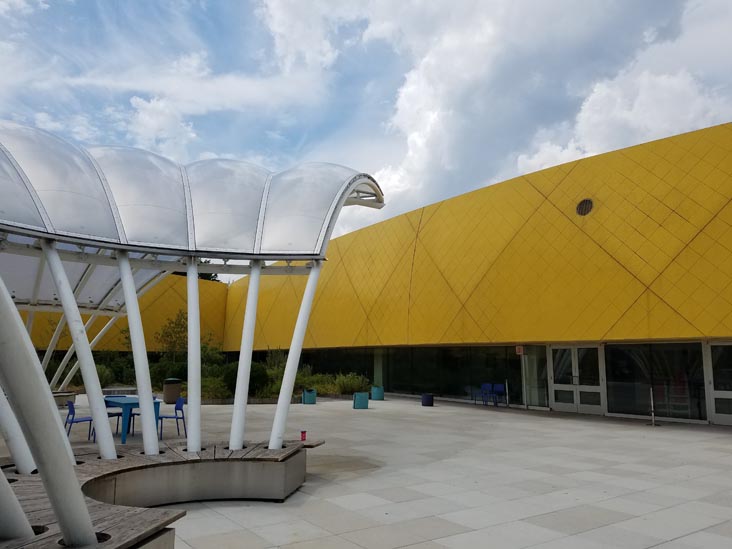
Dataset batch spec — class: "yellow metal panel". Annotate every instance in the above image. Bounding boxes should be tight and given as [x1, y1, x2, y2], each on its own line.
[521, 160, 578, 197]
[363, 247, 412, 346]
[28, 123, 732, 353]
[407, 239, 463, 345]
[438, 307, 487, 344]
[252, 274, 305, 351]
[604, 290, 702, 341]
[651, 197, 732, 338]
[544, 127, 731, 287]
[416, 176, 544, 303]
[307, 258, 368, 348]
[464, 200, 646, 343]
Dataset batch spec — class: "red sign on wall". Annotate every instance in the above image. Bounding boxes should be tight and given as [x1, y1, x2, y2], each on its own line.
[515, 345, 524, 355]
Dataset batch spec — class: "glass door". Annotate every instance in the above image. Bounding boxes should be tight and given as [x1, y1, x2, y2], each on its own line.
[548, 346, 605, 415]
[708, 344, 732, 426]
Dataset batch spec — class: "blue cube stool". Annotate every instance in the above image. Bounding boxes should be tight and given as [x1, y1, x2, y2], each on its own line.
[353, 392, 369, 409]
[371, 386, 384, 400]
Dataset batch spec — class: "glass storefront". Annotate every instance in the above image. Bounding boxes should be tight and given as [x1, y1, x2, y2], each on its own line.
[382, 346, 526, 403]
[294, 341, 712, 423]
[523, 345, 549, 407]
[605, 343, 705, 420]
[711, 345, 732, 417]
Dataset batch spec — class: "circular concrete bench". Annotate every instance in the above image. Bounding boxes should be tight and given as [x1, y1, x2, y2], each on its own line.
[81, 441, 307, 507]
[3, 439, 321, 549]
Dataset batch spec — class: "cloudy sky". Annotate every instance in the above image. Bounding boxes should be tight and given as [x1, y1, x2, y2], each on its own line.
[2, 0, 732, 236]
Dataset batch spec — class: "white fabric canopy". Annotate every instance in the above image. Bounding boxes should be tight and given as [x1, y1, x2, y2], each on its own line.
[0, 120, 383, 259]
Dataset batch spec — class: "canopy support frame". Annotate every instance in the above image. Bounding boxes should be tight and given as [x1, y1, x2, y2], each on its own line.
[269, 261, 321, 449]
[229, 259, 262, 450]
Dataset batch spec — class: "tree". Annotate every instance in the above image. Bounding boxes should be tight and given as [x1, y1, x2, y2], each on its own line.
[154, 310, 188, 363]
[197, 259, 220, 282]
[170, 259, 219, 281]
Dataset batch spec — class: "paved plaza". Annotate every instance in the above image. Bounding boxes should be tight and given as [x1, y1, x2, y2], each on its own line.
[8, 397, 732, 548]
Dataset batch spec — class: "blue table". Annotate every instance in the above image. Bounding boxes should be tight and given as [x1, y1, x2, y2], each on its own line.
[104, 396, 161, 444]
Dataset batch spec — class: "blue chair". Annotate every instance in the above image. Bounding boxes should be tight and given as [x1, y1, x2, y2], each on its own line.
[65, 401, 94, 440]
[480, 383, 493, 405]
[105, 400, 122, 434]
[131, 395, 156, 435]
[158, 397, 186, 440]
[492, 383, 507, 406]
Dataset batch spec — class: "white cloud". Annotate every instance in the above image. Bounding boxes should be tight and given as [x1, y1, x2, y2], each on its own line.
[5, 0, 732, 243]
[256, 0, 360, 72]
[517, 1, 732, 173]
[57, 56, 326, 117]
[0, 0, 44, 18]
[256, 0, 688, 228]
[33, 111, 62, 132]
[127, 96, 196, 162]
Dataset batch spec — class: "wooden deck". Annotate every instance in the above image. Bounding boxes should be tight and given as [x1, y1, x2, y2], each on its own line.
[2, 439, 323, 549]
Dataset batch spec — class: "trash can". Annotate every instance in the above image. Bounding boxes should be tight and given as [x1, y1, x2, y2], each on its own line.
[163, 378, 182, 404]
[302, 388, 317, 405]
[353, 392, 369, 409]
[370, 386, 384, 400]
[421, 393, 434, 407]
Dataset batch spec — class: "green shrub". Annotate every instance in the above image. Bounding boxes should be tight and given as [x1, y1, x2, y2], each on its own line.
[201, 343, 225, 366]
[249, 362, 269, 396]
[96, 364, 115, 388]
[220, 362, 238, 395]
[334, 373, 370, 394]
[106, 355, 135, 385]
[201, 377, 231, 400]
[149, 361, 171, 388]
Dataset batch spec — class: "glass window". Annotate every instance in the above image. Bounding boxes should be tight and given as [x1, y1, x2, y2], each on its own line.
[472, 346, 523, 405]
[605, 345, 650, 416]
[440, 347, 472, 400]
[412, 347, 441, 395]
[712, 346, 732, 391]
[579, 391, 601, 406]
[523, 345, 548, 407]
[577, 348, 600, 386]
[555, 390, 574, 403]
[605, 343, 705, 420]
[552, 348, 573, 385]
[715, 398, 732, 415]
[385, 348, 413, 394]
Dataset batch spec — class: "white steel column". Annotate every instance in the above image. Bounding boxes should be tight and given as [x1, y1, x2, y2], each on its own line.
[49, 315, 96, 389]
[42, 241, 117, 460]
[0, 389, 36, 474]
[117, 251, 159, 455]
[186, 258, 201, 452]
[0, 276, 97, 547]
[58, 317, 119, 391]
[269, 261, 321, 450]
[0, 471, 34, 541]
[229, 260, 261, 450]
[41, 317, 66, 372]
[702, 342, 716, 424]
[24, 255, 46, 337]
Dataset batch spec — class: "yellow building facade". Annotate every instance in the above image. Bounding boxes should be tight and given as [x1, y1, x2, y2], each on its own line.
[223, 123, 732, 425]
[31, 124, 732, 424]
[226, 123, 732, 347]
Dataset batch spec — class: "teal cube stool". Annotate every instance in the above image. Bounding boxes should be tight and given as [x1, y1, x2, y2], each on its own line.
[302, 388, 317, 405]
[371, 386, 384, 400]
[353, 392, 369, 409]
